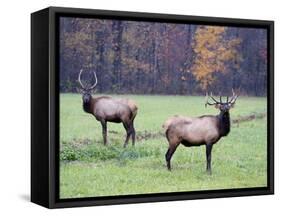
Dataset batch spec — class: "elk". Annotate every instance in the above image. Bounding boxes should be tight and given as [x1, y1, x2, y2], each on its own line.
[78, 69, 138, 147]
[163, 90, 238, 174]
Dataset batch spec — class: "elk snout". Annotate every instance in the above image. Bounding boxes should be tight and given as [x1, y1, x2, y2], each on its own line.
[83, 93, 91, 103]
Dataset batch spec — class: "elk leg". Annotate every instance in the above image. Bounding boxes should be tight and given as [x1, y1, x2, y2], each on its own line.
[101, 121, 107, 145]
[131, 122, 136, 146]
[165, 144, 178, 171]
[206, 143, 213, 175]
[123, 122, 131, 148]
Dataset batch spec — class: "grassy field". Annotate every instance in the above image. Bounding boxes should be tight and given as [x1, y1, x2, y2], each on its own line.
[60, 94, 267, 199]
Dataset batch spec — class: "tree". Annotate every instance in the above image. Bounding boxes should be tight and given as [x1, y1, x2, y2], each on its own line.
[112, 20, 124, 92]
[192, 26, 241, 90]
[59, 17, 267, 96]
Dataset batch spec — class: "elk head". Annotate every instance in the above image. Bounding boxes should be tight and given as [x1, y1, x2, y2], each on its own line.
[205, 89, 238, 113]
[78, 69, 98, 103]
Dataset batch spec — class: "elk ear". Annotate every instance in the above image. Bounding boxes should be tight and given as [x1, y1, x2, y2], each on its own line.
[229, 103, 235, 108]
[215, 104, 221, 109]
[90, 88, 97, 94]
[76, 87, 83, 94]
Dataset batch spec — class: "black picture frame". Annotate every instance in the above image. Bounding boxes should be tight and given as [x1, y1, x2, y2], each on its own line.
[31, 6, 274, 208]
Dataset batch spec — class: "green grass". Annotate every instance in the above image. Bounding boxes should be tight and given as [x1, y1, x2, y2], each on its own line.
[60, 94, 267, 198]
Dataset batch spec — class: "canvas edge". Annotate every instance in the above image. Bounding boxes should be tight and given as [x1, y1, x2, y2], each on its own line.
[31, 6, 274, 209]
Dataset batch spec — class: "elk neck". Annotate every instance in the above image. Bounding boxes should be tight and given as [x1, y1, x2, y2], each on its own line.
[217, 110, 231, 136]
[83, 96, 95, 114]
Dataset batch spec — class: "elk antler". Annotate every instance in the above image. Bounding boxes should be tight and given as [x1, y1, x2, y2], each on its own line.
[78, 69, 86, 90]
[88, 71, 98, 90]
[78, 69, 98, 91]
[228, 88, 238, 104]
[209, 92, 220, 103]
[205, 92, 218, 107]
[228, 88, 235, 102]
[206, 90, 238, 107]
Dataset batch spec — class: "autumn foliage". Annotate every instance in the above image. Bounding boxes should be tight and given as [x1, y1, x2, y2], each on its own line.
[60, 18, 267, 96]
[192, 26, 241, 90]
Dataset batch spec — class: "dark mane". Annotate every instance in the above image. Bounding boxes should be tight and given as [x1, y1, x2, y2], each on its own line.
[198, 115, 214, 118]
[217, 111, 230, 136]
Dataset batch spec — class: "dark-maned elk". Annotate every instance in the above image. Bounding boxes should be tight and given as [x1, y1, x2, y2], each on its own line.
[78, 69, 138, 147]
[163, 90, 238, 174]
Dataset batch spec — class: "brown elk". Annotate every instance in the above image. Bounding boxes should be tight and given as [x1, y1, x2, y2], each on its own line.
[163, 90, 238, 174]
[78, 69, 138, 147]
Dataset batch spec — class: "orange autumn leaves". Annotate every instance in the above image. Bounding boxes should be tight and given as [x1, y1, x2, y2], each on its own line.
[192, 26, 241, 90]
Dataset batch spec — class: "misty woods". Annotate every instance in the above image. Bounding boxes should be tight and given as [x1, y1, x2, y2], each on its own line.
[60, 18, 267, 96]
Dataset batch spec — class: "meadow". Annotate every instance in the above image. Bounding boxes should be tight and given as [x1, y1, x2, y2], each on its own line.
[60, 94, 267, 199]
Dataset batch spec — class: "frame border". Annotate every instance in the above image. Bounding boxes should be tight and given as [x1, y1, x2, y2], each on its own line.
[45, 6, 274, 208]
